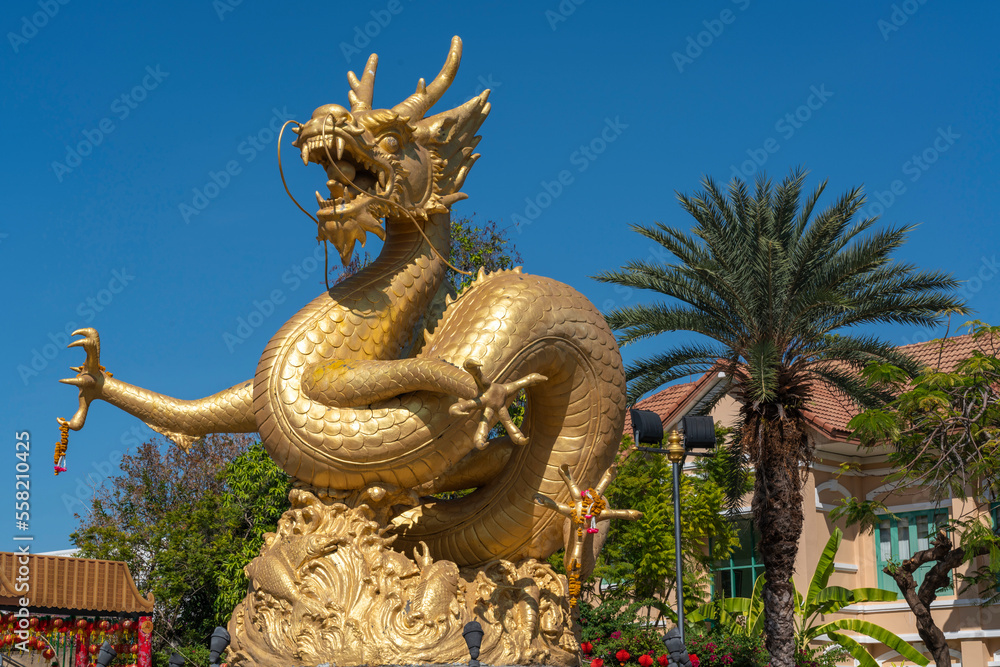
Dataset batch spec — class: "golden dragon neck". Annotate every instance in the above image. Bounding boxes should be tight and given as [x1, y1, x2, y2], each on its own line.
[297, 212, 452, 359]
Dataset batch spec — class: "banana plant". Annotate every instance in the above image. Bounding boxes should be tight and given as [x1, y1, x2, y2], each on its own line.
[692, 528, 928, 667]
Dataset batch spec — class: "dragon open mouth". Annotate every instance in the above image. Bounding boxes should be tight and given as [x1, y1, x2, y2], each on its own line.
[299, 134, 393, 215]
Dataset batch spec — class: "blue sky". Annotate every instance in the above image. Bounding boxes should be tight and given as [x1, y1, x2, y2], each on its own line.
[2, 1, 998, 553]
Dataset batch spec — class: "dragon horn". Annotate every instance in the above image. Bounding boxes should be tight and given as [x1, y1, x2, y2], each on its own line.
[347, 53, 378, 112]
[392, 35, 462, 121]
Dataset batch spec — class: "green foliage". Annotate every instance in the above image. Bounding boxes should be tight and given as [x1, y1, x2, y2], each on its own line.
[71, 435, 292, 650]
[71, 434, 254, 649]
[850, 321, 1000, 505]
[594, 168, 965, 663]
[449, 215, 523, 292]
[596, 430, 740, 619]
[152, 644, 212, 667]
[847, 320, 1000, 600]
[686, 628, 771, 667]
[694, 529, 927, 667]
[212, 443, 291, 624]
[594, 169, 965, 406]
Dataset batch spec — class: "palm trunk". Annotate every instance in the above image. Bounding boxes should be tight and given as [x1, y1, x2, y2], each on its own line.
[747, 414, 807, 667]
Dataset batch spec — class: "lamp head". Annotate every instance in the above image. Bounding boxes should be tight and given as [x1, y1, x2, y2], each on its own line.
[462, 620, 484, 666]
[96, 641, 117, 667]
[629, 409, 664, 445]
[208, 626, 231, 665]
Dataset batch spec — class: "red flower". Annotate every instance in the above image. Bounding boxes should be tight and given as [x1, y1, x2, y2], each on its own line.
[581, 642, 594, 655]
[658, 655, 670, 667]
[689, 654, 700, 667]
[592, 660, 604, 667]
[639, 655, 654, 667]
[617, 650, 631, 662]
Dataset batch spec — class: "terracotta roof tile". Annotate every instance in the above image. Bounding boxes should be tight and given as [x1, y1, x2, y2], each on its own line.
[625, 334, 988, 441]
[802, 334, 983, 438]
[0, 552, 154, 614]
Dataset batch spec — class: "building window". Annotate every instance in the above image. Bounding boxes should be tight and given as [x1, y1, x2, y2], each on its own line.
[875, 509, 951, 593]
[713, 518, 764, 598]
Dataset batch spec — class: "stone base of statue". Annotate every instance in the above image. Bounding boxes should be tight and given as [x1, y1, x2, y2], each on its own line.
[226, 489, 580, 667]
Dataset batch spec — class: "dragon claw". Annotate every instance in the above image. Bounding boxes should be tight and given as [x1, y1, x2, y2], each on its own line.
[59, 328, 106, 430]
[450, 358, 547, 450]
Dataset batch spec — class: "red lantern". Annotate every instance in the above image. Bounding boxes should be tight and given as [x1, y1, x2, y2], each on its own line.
[28, 617, 39, 628]
[77, 619, 88, 630]
[98, 620, 110, 631]
[43, 648, 56, 660]
[639, 655, 654, 667]
[53, 619, 64, 629]
[121, 620, 132, 632]
[89, 644, 99, 655]
[130, 644, 139, 654]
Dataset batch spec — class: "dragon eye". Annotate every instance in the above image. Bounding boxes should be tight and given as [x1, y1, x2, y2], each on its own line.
[378, 135, 400, 153]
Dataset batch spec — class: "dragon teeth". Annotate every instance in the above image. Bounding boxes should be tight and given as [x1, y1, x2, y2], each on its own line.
[378, 171, 386, 188]
[302, 145, 310, 165]
[316, 191, 325, 206]
[336, 137, 345, 161]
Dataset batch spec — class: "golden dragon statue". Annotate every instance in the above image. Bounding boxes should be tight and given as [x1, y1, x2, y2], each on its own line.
[59, 36, 631, 665]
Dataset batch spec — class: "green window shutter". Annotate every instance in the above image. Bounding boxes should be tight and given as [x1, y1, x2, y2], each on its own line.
[875, 509, 952, 594]
[712, 517, 765, 598]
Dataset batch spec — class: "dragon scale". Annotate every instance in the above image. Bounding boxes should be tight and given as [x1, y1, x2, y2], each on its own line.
[57, 36, 627, 570]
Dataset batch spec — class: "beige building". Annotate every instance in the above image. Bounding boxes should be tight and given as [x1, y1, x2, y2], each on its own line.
[624, 334, 999, 667]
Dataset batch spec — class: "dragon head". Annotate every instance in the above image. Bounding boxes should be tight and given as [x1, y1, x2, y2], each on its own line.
[293, 36, 490, 265]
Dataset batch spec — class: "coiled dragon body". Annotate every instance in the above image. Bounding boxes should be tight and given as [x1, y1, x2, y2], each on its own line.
[59, 37, 625, 567]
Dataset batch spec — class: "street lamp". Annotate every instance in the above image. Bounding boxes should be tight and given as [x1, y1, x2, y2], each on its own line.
[95, 641, 117, 667]
[629, 411, 715, 644]
[208, 627, 231, 666]
[462, 620, 484, 667]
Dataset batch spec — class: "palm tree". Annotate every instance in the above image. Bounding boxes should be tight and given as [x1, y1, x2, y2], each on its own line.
[594, 168, 965, 667]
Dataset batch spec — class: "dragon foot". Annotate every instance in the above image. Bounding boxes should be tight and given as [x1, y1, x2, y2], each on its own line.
[448, 358, 546, 450]
[58, 328, 106, 431]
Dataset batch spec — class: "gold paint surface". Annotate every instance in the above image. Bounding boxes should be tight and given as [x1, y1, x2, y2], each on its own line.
[227, 489, 578, 667]
[58, 36, 628, 664]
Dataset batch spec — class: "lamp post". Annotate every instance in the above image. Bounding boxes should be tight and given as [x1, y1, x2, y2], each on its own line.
[629, 411, 716, 646]
[665, 428, 686, 643]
